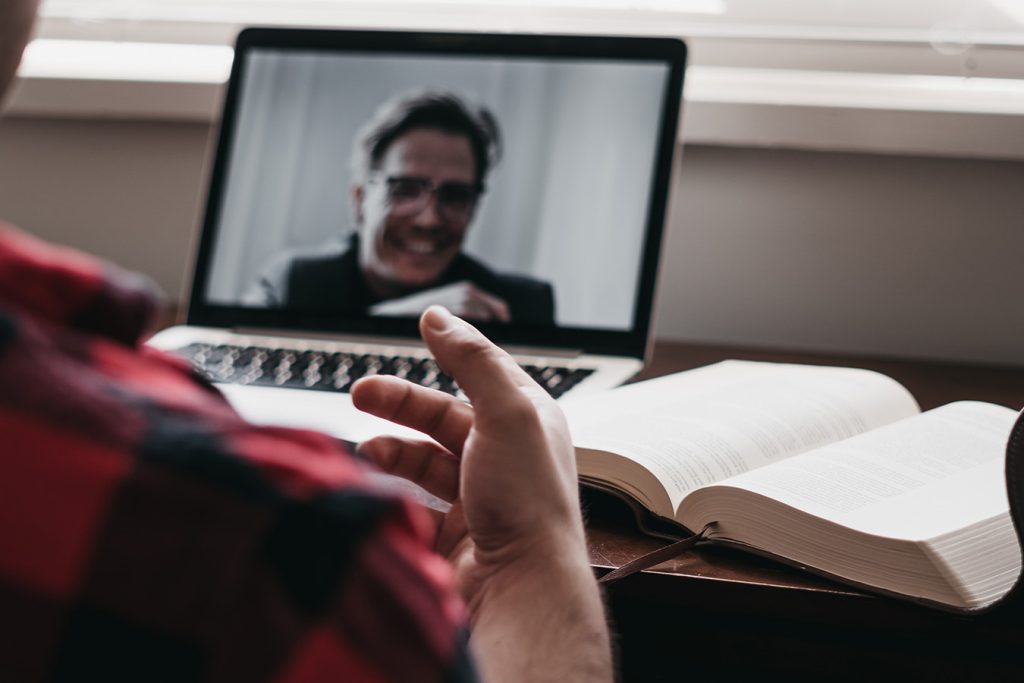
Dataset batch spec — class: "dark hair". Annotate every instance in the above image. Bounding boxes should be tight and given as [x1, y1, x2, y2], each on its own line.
[352, 89, 501, 187]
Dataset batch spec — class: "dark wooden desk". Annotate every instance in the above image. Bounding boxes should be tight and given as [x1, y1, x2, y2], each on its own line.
[591, 342, 1024, 680]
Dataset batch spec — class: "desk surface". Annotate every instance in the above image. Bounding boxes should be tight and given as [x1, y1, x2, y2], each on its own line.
[159, 316, 1024, 672]
[587, 341, 1024, 631]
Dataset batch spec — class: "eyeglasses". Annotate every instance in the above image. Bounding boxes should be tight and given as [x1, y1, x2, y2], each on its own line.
[372, 175, 483, 223]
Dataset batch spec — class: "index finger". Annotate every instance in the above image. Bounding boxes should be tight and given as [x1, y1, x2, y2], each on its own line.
[419, 306, 547, 413]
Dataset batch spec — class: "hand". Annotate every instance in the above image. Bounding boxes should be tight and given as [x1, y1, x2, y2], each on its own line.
[368, 281, 511, 323]
[352, 306, 583, 601]
[351, 307, 610, 682]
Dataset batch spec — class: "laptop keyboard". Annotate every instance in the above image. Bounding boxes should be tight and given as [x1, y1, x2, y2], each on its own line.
[176, 342, 595, 400]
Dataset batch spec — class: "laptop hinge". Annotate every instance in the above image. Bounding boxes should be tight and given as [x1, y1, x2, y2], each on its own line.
[229, 327, 585, 359]
[231, 327, 425, 349]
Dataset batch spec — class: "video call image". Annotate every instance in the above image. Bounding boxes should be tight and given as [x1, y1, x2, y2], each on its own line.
[203, 49, 669, 330]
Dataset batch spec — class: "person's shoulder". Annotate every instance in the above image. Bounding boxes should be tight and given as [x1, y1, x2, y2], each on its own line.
[253, 244, 354, 294]
[248, 242, 355, 305]
[454, 253, 551, 293]
[493, 271, 553, 295]
[277, 242, 353, 275]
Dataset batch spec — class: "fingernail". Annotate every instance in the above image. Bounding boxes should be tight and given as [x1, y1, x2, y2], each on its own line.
[423, 305, 453, 332]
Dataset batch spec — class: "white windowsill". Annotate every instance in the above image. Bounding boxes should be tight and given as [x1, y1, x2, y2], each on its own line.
[6, 39, 1024, 161]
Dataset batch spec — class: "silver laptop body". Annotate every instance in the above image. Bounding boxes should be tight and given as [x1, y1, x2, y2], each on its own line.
[149, 28, 687, 442]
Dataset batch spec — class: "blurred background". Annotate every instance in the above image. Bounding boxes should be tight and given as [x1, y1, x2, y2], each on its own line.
[3, 0, 1023, 362]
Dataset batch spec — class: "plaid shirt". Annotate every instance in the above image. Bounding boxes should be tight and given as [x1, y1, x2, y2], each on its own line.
[0, 226, 477, 682]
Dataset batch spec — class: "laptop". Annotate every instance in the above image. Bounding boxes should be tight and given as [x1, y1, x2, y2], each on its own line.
[149, 27, 687, 442]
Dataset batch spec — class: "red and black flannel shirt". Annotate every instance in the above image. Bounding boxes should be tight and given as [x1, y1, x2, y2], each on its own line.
[0, 226, 477, 682]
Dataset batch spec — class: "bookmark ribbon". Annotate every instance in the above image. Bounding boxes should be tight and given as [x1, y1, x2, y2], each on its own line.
[598, 524, 712, 585]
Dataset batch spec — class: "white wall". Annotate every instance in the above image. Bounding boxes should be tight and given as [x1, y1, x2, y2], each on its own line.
[0, 117, 209, 304]
[1, 115, 1022, 366]
[659, 146, 1024, 364]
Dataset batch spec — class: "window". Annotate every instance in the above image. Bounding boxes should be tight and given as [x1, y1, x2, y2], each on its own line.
[23, 1, 1024, 159]
[38, 0, 1024, 78]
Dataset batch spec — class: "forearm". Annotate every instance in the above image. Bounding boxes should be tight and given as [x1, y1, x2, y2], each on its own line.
[467, 542, 612, 683]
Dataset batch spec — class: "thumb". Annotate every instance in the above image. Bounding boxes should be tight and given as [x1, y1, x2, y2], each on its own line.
[419, 306, 538, 408]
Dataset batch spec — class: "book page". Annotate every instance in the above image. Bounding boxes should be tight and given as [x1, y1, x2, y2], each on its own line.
[565, 361, 920, 513]
[706, 401, 1015, 539]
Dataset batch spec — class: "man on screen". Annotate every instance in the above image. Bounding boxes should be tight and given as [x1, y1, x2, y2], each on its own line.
[245, 90, 556, 325]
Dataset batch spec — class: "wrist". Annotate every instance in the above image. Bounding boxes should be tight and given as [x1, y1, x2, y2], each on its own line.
[476, 512, 588, 564]
[470, 530, 593, 607]
[467, 541, 611, 683]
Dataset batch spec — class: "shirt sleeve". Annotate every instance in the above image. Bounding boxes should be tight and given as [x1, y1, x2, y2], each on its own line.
[74, 421, 480, 683]
[0, 228, 479, 682]
[0, 335, 478, 682]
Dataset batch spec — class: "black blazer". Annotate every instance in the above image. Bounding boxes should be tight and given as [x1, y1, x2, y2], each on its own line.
[244, 238, 556, 326]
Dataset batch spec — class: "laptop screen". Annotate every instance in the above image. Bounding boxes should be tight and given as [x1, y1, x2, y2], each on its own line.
[188, 30, 686, 357]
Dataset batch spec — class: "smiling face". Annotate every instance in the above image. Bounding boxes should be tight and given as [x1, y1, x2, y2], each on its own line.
[353, 127, 478, 297]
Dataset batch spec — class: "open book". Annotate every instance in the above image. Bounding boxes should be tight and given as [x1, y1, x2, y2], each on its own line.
[562, 360, 1022, 612]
